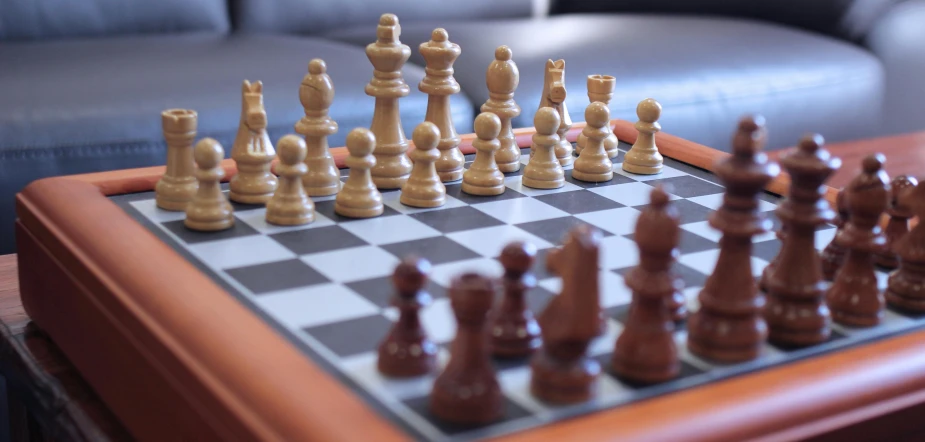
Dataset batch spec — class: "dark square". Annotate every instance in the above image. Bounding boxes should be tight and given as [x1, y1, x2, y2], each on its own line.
[768, 328, 846, 352]
[752, 239, 782, 263]
[445, 183, 526, 205]
[409, 206, 505, 233]
[161, 218, 259, 244]
[515, 216, 613, 243]
[381, 236, 481, 265]
[225, 259, 329, 294]
[313, 199, 400, 223]
[269, 225, 367, 255]
[533, 190, 624, 215]
[565, 169, 635, 188]
[594, 353, 706, 389]
[605, 303, 630, 323]
[646, 176, 725, 198]
[346, 276, 447, 308]
[887, 303, 925, 319]
[303, 314, 394, 358]
[402, 393, 533, 436]
[662, 158, 719, 185]
[634, 199, 714, 225]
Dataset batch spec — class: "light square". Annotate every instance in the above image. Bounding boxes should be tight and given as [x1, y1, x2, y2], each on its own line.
[339, 215, 442, 245]
[254, 283, 380, 328]
[471, 198, 569, 224]
[189, 235, 296, 269]
[130, 199, 186, 223]
[575, 207, 642, 236]
[588, 182, 681, 206]
[446, 225, 553, 258]
[687, 193, 777, 212]
[236, 208, 335, 235]
[301, 245, 401, 282]
[681, 220, 776, 243]
[600, 235, 641, 270]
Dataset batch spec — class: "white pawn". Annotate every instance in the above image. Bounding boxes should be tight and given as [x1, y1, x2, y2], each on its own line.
[623, 98, 664, 175]
[336, 128, 384, 218]
[573, 102, 614, 182]
[462, 112, 505, 196]
[266, 135, 315, 226]
[185, 138, 234, 231]
[522, 107, 564, 189]
[401, 122, 446, 208]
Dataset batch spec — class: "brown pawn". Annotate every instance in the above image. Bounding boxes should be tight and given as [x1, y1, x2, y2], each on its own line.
[490, 241, 541, 358]
[538, 59, 573, 167]
[335, 128, 383, 218]
[612, 186, 682, 384]
[687, 116, 779, 363]
[265, 135, 314, 226]
[295, 58, 342, 197]
[430, 273, 503, 425]
[821, 190, 849, 281]
[481, 46, 522, 173]
[419, 28, 464, 182]
[826, 154, 890, 327]
[523, 107, 564, 189]
[531, 225, 602, 404]
[185, 138, 234, 231]
[876, 175, 918, 269]
[886, 180, 925, 312]
[572, 102, 614, 182]
[462, 112, 505, 196]
[377, 256, 437, 377]
[400, 122, 446, 208]
[763, 134, 840, 347]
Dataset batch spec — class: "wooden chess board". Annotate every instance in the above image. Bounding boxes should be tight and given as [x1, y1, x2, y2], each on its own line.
[15, 120, 925, 441]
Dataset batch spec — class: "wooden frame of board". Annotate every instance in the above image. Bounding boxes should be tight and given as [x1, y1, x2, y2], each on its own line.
[16, 119, 922, 441]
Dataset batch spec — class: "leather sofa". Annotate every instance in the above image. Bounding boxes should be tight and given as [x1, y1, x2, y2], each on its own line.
[0, 0, 922, 254]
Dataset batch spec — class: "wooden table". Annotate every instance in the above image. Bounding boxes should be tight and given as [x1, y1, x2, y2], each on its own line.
[4, 127, 925, 441]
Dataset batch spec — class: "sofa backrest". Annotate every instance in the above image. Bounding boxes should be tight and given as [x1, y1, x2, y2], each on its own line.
[0, 0, 230, 42]
[231, 0, 535, 35]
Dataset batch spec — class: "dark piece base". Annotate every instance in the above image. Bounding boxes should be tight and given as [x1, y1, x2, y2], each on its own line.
[429, 387, 504, 426]
[886, 291, 925, 314]
[529, 350, 600, 405]
[377, 339, 438, 378]
[491, 334, 541, 359]
[611, 359, 679, 385]
[831, 309, 883, 328]
[768, 326, 831, 348]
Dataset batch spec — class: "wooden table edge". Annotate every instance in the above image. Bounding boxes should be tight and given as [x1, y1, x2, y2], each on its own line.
[15, 121, 883, 442]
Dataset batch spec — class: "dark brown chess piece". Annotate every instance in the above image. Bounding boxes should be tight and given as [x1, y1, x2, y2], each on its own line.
[430, 273, 503, 425]
[821, 189, 849, 281]
[490, 241, 542, 358]
[545, 245, 607, 335]
[530, 225, 602, 404]
[886, 180, 925, 312]
[377, 257, 437, 377]
[687, 116, 779, 363]
[612, 186, 682, 384]
[763, 134, 841, 347]
[876, 175, 918, 269]
[759, 226, 786, 293]
[826, 154, 890, 327]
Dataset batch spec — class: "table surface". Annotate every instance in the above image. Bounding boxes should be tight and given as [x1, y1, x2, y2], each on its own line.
[5, 128, 925, 441]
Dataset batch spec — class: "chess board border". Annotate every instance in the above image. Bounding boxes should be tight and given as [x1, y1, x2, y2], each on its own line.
[16, 119, 925, 442]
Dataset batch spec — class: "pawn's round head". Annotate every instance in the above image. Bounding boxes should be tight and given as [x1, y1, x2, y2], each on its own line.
[649, 185, 670, 208]
[277, 135, 307, 165]
[346, 128, 376, 157]
[308, 59, 326, 75]
[797, 133, 824, 154]
[499, 241, 537, 275]
[412, 121, 441, 151]
[474, 112, 502, 140]
[393, 256, 431, 294]
[431, 28, 448, 43]
[585, 102, 611, 128]
[636, 98, 661, 123]
[863, 153, 885, 174]
[379, 13, 398, 26]
[534, 107, 561, 136]
[495, 45, 512, 61]
[893, 175, 918, 194]
[193, 138, 224, 169]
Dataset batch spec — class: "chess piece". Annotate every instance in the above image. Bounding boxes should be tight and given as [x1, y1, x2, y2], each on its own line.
[821, 189, 848, 281]
[377, 256, 438, 377]
[623, 99, 664, 175]
[491, 241, 541, 358]
[687, 116, 779, 362]
[545, 245, 608, 335]
[886, 180, 925, 312]
[581, 75, 619, 159]
[335, 128, 384, 218]
[230, 80, 278, 204]
[481, 46, 522, 173]
[419, 29, 464, 182]
[612, 186, 681, 384]
[462, 112, 505, 196]
[295, 59, 342, 197]
[538, 59, 573, 167]
[156, 109, 199, 211]
[430, 273, 503, 425]
[185, 138, 234, 231]
[400, 122, 446, 208]
[572, 102, 614, 182]
[876, 175, 918, 269]
[266, 135, 314, 226]
[826, 154, 890, 327]
[531, 225, 602, 404]
[763, 134, 840, 347]
[523, 108, 564, 189]
[758, 226, 786, 293]
[366, 14, 413, 190]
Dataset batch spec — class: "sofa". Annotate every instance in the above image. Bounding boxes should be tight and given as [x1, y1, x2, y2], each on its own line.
[1, 0, 923, 254]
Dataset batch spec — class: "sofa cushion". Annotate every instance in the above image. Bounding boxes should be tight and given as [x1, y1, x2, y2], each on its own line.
[327, 13, 884, 151]
[0, 33, 474, 253]
[0, 0, 230, 42]
[230, 0, 533, 35]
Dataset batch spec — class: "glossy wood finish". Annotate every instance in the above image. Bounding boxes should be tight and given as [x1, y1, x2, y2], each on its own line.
[16, 123, 925, 441]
